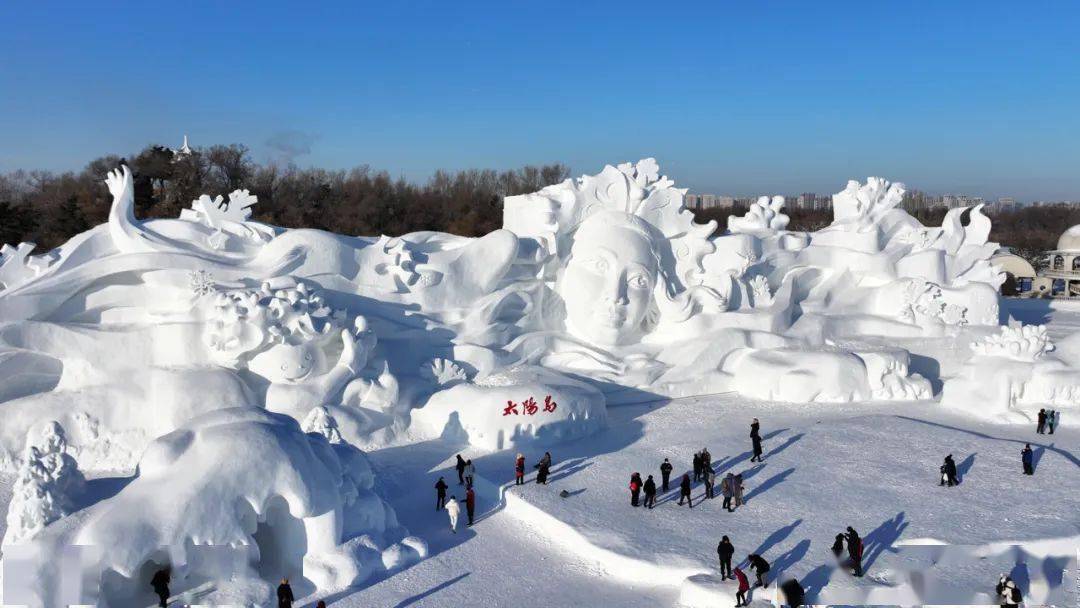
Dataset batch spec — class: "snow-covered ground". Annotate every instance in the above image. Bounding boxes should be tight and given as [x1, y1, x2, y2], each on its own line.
[325, 299, 1080, 607]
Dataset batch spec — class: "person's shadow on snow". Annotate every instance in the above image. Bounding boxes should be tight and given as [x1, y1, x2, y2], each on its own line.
[743, 519, 803, 564]
[863, 511, 908, 571]
[544, 457, 592, 483]
[1031, 445, 1046, 472]
[744, 467, 795, 503]
[955, 453, 976, 483]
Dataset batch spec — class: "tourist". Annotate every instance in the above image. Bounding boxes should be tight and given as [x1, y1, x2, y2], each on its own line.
[277, 577, 294, 608]
[734, 567, 750, 607]
[780, 577, 805, 607]
[1037, 408, 1047, 434]
[316, 602, 326, 608]
[717, 535, 734, 580]
[940, 454, 958, 486]
[693, 451, 703, 482]
[733, 473, 745, 507]
[150, 566, 170, 608]
[446, 495, 461, 533]
[464, 459, 476, 488]
[455, 454, 467, 485]
[536, 451, 552, 484]
[704, 468, 716, 499]
[831, 533, 846, 560]
[998, 574, 1022, 606]
[702, 447, 712, 473]
[846, 526, 863, 577]
[465, 486, 476, 526]
[434, 476, 448, 510]
[643, 474, 657, 508]
[751, 417, 761, 439]
[748, 553, 771, 587]
[721, 472, 735, 512]
[1022, 443, 1034, 475]
[678, 473, 693, 507]
[1048, 409, 1058, 434]
[660, 458, 673, 492]
[515, 453, 525, 485]
[629, 472, 642, 507]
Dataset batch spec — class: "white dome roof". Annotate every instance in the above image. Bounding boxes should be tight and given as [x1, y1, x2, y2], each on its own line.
[1058, 225, 1080, 252]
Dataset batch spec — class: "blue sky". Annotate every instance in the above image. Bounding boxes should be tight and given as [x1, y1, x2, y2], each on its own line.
[2, 1, 1079, 200]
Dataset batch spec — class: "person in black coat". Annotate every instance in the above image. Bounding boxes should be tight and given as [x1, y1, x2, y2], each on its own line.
[435, 476, 448, 510]
[660, 458, 673, 492]
[629, 472, 643, 506]
[1036, 408, 1047, 434]
[678, 473, 693, 507]
[455, 454, 467, 485]
[717, 535, 735, 580]
[535, 452, 552, 484]
[780, 578, 805, 607]
[748, 553, 771, 587]
[692, 451, 703, 482]
[643, 474, 657, 509]
[846, 527, 863, 577]
[940, 454, 958, 486]
[150, 567, 170, 608]
[1022, 443, 1034, 475]
[750, 419, 763, 462]
[277, 577, 294, 608]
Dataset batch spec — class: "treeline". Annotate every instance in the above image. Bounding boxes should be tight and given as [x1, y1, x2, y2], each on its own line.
[2, 144, 1078, 271]
[0, 143, 571, 251]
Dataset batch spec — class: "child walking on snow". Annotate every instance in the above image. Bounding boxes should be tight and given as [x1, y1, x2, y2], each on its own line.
[445, 495, 461, 533]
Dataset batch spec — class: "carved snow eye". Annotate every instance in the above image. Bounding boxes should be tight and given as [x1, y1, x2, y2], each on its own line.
[628, 274, 650, 289]
[280, 364, 288, 371]
[305, 353, 312, 362]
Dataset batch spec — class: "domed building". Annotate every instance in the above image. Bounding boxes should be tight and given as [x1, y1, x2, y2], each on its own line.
[1043, 225, 1080, 297]
[994, 224, 1080, 298]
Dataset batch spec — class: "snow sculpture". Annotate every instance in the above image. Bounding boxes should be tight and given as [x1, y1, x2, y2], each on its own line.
[302, 406, 344, 444]
[0, 243, 57, 293]
[2, 421, 85, 547]
[179, 189, 275, 247]
[413, 365, 607, 449]
[830, 177, 905, 232]
[943, 325, 1080, 421]
[421, 358, 469, 386]
[8, 409, 414, 606]
[727, 195, 789, 235]
[971, 325, 1053, 362]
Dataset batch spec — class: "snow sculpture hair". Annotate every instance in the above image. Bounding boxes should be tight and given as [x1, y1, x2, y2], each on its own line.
[727, 196, 789, 235]
[971, 325, 1053, 361]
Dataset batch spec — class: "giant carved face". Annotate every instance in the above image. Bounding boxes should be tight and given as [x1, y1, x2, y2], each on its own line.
[558, 211, 659, 347]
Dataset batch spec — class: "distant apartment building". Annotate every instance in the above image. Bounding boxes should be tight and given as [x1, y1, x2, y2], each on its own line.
[796, 193, 816, 210]
[684, 193, 701, 209]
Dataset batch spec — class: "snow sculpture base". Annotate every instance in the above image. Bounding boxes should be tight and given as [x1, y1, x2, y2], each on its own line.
[412, 366, 606, 449]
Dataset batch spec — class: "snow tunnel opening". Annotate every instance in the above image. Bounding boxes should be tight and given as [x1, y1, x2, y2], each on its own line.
[252, 495, 310, 593]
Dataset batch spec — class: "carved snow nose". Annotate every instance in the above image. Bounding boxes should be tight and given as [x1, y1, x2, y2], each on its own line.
[602, 273, 629, 305]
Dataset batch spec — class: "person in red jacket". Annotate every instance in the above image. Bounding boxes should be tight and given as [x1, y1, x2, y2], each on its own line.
[464, 486, 476, 526]
[515, 453, 526, 485]
[734, 566, 750, 607]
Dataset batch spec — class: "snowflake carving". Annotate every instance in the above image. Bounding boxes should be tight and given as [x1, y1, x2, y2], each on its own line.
[188, 270, 217, 297]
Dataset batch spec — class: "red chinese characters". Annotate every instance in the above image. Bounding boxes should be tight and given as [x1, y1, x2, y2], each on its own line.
[502, 395, 557, 416]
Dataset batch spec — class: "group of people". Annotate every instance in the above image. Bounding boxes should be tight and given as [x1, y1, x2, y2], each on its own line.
[830, 526, 864, 577]
[996, 573, 1024, 606]
[713, 537, 779, 607]
[1036, 408, 1059, 435]
[432, 453, 481, 533]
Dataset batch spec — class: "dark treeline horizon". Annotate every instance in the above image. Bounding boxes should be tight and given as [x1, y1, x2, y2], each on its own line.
[2, 142, 1078, 271]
